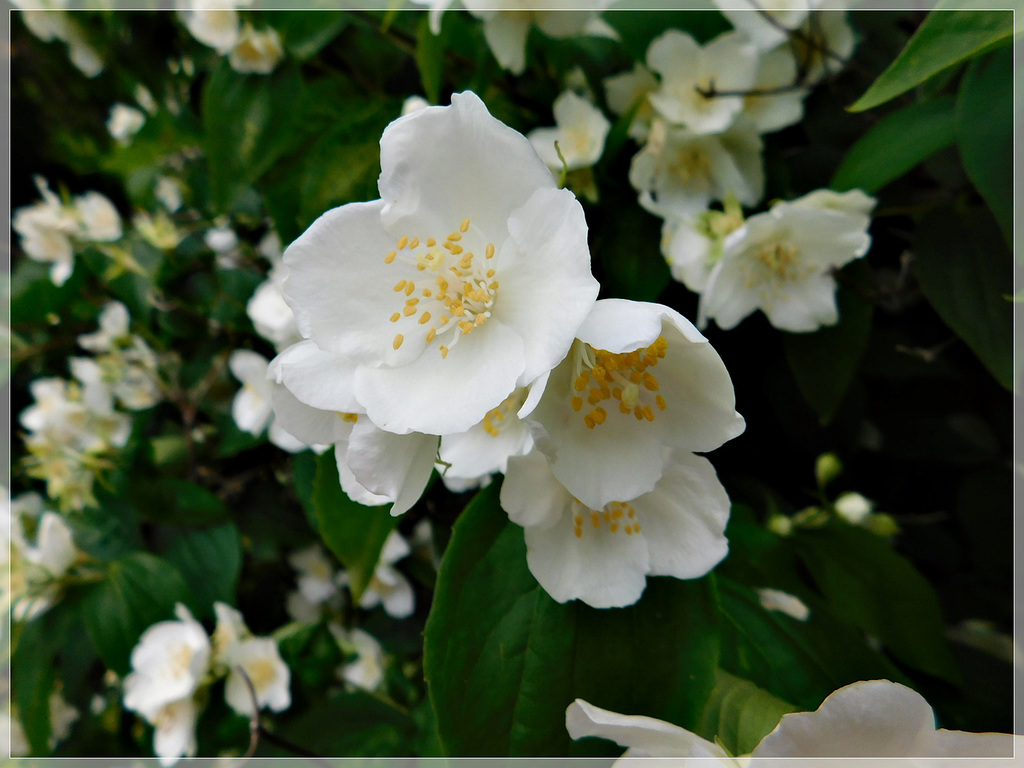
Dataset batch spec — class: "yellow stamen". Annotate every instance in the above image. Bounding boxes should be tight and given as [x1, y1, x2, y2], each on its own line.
[460, 218, 470, 233]
[398, 236, 408, 249]
[419, 312, 432, 324]
[393, 334, 404, 350]
[385, 251, 396, 264]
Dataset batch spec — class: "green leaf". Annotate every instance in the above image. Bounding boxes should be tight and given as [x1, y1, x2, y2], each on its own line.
[10, 257, 86, 326]
[12, 607, 72, 755]
[271, 690, 416, 757]
[270, 10, 349, 60]
[831, 96, 956, 193]
[913, 207, 1013, 390]
[81, 552, 193, 675]
[595, 202, 670, 302]
[424, 483, 720, 756]
[849, 8, 1013, 112]
[793, 522, 961, 683]
[783, 282, 874, 425]
[696, 669, 797, 757]
[131, 477, 229, 526]
[163, 523, 243, 619]
[716, 577, 908, 713]
[416, 14, 445, 105]
[291, 450, 320, 533]
[956, 46, 1012, 243]
[202, 62, 304, 212]
[312, 447, 396, 602]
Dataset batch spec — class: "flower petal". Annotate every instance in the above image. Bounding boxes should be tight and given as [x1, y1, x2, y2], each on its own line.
[354, 318, 524, 436]
[500, 449, 573, 529]
[344, 421, 438, 516]
[270, 340, 360, 413]
[634, 451, 730, 578]
[378, 91, 554, 237]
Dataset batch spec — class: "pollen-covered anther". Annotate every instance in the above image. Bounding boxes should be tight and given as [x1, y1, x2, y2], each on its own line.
[572, 500, 640, 538]
[571, 336, 669, 428]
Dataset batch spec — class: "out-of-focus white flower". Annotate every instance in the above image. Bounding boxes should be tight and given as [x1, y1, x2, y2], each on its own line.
[78, 301, 129, 352]
[135, 84, 159, 114]
[629, 117, 764, 219]
[463, 0, 616, 75]
[48, 689, 80, 746]
[604, 62, 658, 143]
[228, 24, 284, 75]
[698, 188, 875, 332]
[757, 587, 810, 621]
[212, 603, 291, 716]
[7, 493, 80, 621]
[123, 604, 211, 720]
[646, 30, 757, 135]
[228, 349, 305, 452]
[73, 191, 122, 242]
[660, 196, 745, 293]
[833, 491, 872, 524]
[12, 177, 78, 286]
[151, 697, 200, 766]
[527, 90, 610, 174]
[567, 679, 1016, 758]
[13, 3, 104, 76]
[155, 177, 183, 212]
[135, 210, 184, 251]
[329, 624, 385, 692]
[204, 225, 238, 254]
[281, 91, 599, 437]
[525, 299, 744, 511]
[247, 265, 302, 351]
[286, 544, 344, 623]
[743, 47, 807, 134]
[715, 0, 821, 51]
[401, 95, 431, 116]
[179, 0, 244, 54]
[502, 448, 730, 608]
[355, 530, 414, 619]
[107, 103, 146, 145]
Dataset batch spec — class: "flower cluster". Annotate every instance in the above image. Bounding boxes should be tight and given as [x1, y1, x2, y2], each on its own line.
[12, 177, 122, 286]
[179, 0, 284, 75]
[271, 92, 744, 609]
[122, 602, 290, 766]
[10, 0, 103, 76]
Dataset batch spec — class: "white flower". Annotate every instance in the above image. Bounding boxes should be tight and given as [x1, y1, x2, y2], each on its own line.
[646, 30, 758, 135]
[660, 197, 745, 293]
[329, 624, 385, 692]
[743, 47, 807, 134]
[629, 117, 764, 219]
[73, 191, 122, 242]
[527, 90, 610, 174]
[247, 265, 302, 350]
[437, 385, 534, 490]
[502, 448, 730, 608]
[228, 24, 284, 75]
[715, 0, 820, 51]
[151, 697, 200, 766]
[698, 188, 875, 332]
[604, 62, 658, 143]
[20, 511, 77, 579]
[281, 91, 599, 437]
[204, 225, 238, 254]
[228, 349, 304, 452]
[78, 301, 130, 352]
[356, 530, 415, 618]
[122, 604, 210, 720]
[155, 177, 183, 212]
[464, 0, 616, 75]
[791, 2, 856, 84]
[107, 103, 146, 145]
[12, 177, 78, 286]
[567, 679, 1016, 759]
[524, 299, 744, 510]
[286, 543, 344, 623]
[401, 95, 431, 116]
[13, 3, 103, 76]
[179, 0, 244, 54]
[135, 84, 158, 114]
[756, 587, 810, 621]
[833, 491, 872, 524]
[48, 689, 80, 746]
[213, 603, 291, 716]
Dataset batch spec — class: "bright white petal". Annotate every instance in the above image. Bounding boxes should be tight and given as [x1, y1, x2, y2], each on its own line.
[344, 422, 438, 516]
[500, 449, 575, 529]
[567, 699, 729, 757]
[270, 340, 360, 413]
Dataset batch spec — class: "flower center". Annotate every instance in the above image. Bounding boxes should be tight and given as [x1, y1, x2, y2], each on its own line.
[569, 337, 668, 428]
[669, 147, 711, 185]
[245, 657, 278, 691]
[753, 242, 803, 282]
[384, 218, 499, 359]
[572, 498, 642, 539]
[481, 388, 527, 438]
[168, 644, 196, 679]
